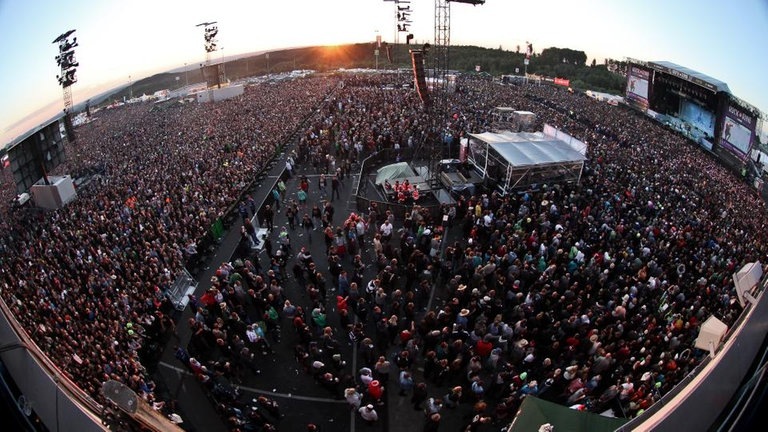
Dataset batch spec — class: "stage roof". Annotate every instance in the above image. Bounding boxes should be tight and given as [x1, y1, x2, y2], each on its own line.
[468, 131, 586, 167]
[649, 61, 731, 94]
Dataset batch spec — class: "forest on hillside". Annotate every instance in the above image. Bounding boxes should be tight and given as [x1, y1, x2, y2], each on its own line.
[105, 43, 627, 105]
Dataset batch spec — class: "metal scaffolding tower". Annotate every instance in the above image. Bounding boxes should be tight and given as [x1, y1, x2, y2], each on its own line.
[433, 0, 450, 91]
[433, 0, 485, 89]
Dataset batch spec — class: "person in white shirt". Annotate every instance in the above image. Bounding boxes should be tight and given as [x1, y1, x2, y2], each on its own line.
[358, 404, 378, 424]
[380, 220, 393, 243]
[344, 387, 362, 410]
[359, 367, 374, 386]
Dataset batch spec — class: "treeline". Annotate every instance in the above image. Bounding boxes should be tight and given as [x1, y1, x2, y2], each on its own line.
[104, 43, 628, 104]
[450, 45, 625, 94]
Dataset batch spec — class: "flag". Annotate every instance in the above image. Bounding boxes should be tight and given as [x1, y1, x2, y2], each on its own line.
[525, 42, 533, 59]
[376, 35, 382, 48]
[475, 65, 481, 72]
[1, 155, 9, 169]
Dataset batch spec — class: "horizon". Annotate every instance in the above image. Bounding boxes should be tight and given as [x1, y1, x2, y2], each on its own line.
[2, 0, 767, 146]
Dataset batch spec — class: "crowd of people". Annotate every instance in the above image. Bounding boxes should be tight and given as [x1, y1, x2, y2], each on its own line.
[0, 77, 335, 422]
[0, 69, 766, 431]
[182, 73, 768, 431]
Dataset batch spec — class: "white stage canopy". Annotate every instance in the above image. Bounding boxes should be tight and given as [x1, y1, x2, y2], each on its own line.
[468, 131, 586, 167]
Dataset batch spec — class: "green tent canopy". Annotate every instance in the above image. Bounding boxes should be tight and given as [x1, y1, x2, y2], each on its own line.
[507, 397, 628, 432]
[374, 162, 416, 186]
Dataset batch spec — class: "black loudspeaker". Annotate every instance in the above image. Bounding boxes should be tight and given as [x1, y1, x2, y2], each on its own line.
[64, 112, 76, 143]
[411, 50, 430, 106]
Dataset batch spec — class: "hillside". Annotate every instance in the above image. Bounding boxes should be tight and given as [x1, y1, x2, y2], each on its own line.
[102, 43, 626, 106]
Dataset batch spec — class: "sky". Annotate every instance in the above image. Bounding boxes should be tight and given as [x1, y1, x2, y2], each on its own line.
[1, 0, 767, 146]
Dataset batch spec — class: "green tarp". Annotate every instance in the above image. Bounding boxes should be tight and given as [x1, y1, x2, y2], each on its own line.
[374, 162, 416, 186]
[507, 397, 628, 432]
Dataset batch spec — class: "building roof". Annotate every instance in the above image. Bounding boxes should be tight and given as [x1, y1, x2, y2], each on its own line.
[648, 61, 731, 94]
[468, 131, 586, 167]
[5, 114, 65, 151]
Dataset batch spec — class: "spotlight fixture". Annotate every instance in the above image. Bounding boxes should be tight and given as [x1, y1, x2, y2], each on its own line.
[196, 21, 219, 56]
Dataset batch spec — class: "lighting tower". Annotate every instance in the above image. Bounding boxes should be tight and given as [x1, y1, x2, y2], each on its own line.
[196, 21, 224, 87]
[433, 0, 484, 91]
[384, 0, 413, 66]
[430, 0, 484, 164]
[53, 29, 79, 142]
[197, 21, 218, 63]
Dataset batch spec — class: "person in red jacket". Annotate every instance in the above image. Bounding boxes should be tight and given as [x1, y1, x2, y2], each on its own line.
[199, 288, 217, 308]
[475, 335, 493, 358]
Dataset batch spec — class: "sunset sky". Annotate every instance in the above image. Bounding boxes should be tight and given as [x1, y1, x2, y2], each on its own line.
[1, 0, 767, 146]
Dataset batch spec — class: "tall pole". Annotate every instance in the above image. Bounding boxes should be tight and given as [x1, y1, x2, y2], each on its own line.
[524, 61, 528, 85]
[184, 63, 188, 86]
[128, 75, 133, 99]
[221, 47, 226, 83]
[524, 41, 532, 85]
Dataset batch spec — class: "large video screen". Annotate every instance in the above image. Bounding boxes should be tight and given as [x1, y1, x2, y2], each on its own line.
[719, 104, 756, 159]
[680, 99, 715, 138]
[626, 66, 650, 110]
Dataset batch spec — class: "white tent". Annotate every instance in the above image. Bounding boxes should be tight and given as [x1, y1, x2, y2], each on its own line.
[466, 129, 586, 194]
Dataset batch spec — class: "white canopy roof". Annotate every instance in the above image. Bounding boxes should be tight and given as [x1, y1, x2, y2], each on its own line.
[469, 131, 586, 167]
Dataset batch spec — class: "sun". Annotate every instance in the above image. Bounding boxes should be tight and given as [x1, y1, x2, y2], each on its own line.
[318, 44, 357, 67]
[321, 45, 344, 60]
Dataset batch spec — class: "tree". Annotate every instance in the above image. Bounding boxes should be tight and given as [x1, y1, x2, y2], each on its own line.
[591, 58, 596, 67]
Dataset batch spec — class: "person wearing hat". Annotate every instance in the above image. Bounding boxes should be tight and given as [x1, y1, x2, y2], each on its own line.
[358, 404, 378, 424]
[456, 308, 470, 328]
[344, 387, 361, 410]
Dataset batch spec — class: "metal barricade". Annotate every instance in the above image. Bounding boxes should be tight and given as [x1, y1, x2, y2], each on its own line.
[166, 269, 198, 311]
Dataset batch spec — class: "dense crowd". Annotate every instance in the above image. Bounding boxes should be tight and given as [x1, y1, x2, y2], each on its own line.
[395, 79, 768, 422]
[0, 70, 766, 431]
[0, 77, 335, 415]
[373, 78, 768, 422]
[177, 74, 768, 432]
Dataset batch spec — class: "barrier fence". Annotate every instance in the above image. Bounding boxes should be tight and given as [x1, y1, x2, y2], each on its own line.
[167, 269, 199, 312]
[352, 147, 447, 223]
